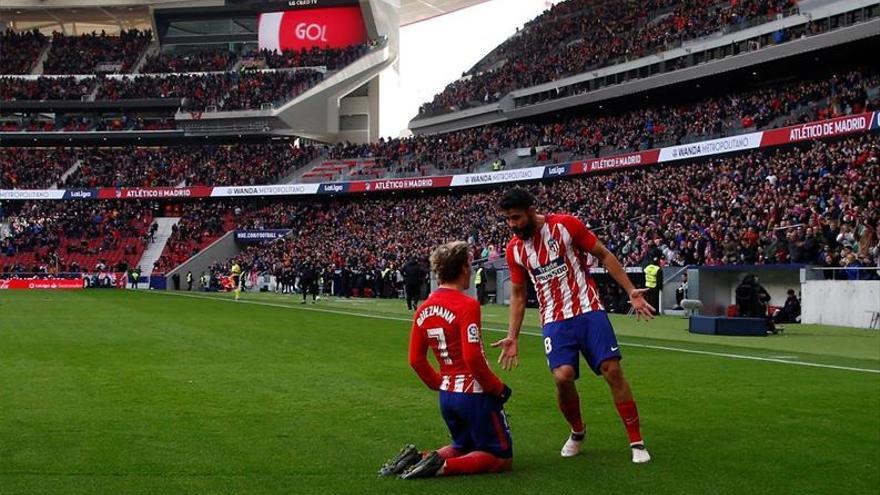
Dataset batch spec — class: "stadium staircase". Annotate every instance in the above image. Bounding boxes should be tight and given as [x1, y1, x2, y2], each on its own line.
[30, 43, 51, 76]
[131, 41, 159, 75]
[55, 159, 82, 189]
[137, 217, 180, 277]
[280, 155, 326, 184]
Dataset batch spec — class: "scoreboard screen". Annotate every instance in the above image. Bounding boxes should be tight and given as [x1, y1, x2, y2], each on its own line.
[258, 4, 368, 51]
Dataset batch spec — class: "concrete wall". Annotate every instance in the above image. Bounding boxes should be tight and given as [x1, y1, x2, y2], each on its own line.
[165, 232, 240, 290]
[802, 280, 880, 329]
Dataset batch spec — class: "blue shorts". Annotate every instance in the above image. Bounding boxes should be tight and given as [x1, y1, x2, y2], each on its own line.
[542, 310, 621, 379]
[439, 391, 512, 459]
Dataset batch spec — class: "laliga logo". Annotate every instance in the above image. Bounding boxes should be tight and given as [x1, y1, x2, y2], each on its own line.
[295, 23, 328, 42]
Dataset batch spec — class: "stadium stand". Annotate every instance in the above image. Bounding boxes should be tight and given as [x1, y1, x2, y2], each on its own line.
[2, 67, 875, 187]
[314, 68, 879, 178]
[0, 147, 77, 189]
[68, 143, 317, 188]
[0, 200, 154, 274]
[255, 43, 371, 70]
[93, 70, 325, 110]
[0, 76, 95, 101]
[137, 133, 880, 278]
[141, 48, 237, 74]
[0, 29, 48, 75]
[42, 29, 152, 75]
[417, 0, 799, 116]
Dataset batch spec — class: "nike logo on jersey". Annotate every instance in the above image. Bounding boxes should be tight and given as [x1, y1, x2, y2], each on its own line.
[611, 346, 619, 352]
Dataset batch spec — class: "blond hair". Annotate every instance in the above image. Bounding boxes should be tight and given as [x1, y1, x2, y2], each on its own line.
[430, 241, 471, 283]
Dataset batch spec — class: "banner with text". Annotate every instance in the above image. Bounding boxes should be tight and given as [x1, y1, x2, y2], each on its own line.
[0, 112, 875, 202]
[0, 278, 84, 290]
[234, 230, 293, 242]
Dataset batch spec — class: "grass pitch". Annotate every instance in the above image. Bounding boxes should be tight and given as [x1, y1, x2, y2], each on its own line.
[1, 290, 878, 494]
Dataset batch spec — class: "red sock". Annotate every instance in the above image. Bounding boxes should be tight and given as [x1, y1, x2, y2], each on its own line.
[442, 451, 511, 475]
[615, 400, 643, 444]
[437, 445, 465, 460]
[559, 397, 585, 433]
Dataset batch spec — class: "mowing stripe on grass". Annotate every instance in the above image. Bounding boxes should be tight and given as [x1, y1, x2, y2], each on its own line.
[148, 291, 880, 375]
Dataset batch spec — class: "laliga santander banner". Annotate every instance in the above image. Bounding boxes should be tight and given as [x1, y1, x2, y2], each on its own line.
[259, 7, 368, 52]
[0, 278, 83, 290]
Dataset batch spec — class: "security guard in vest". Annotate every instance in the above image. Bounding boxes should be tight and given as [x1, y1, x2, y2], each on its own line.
[644, 257, 662, 312]
[475, 263, 487, 305]
[186, 271, 193, 291]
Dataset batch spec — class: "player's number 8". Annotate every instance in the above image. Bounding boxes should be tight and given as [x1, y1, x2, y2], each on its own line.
[544, 337, 552, 354]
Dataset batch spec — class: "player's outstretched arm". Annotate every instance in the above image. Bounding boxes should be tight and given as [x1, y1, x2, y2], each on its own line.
[492, 281, 524, 370]
[589, 241, 656, 321]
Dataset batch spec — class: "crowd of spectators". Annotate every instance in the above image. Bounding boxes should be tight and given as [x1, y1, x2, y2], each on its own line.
[256, 43, 370, 70]
[0, 114, 175, 132]
[149, 133, 879, 282]
[43, 29, 152, 75]
[325, 68, 878, 177]
[0, 29, 48, 75]
[58, 143, 317, 188]
[3, 132, 877, 281]
[94, 69, 324, 110]
[141, 48, 236, 74]
[418, 0, 798, 115]
[0, 147, 76, 188]
[0, 76, 95, 101]
[0, 200, 154, 274]
[1, 68, 875, 188]
[221, 69, 324, 111]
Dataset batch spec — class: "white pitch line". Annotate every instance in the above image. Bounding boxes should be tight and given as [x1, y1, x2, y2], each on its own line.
[147, 291, 880, 375]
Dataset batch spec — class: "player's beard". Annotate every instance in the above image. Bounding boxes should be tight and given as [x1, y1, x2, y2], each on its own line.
[512, 217, 536, 240]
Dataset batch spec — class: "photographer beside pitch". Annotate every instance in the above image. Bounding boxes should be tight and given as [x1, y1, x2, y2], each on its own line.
[492, 188, 655, 464]
[380, 241, 513, 479]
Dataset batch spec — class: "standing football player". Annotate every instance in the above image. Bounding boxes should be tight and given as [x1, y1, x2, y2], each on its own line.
[492, 188, 655, 464]
[381, 241, 513, 479]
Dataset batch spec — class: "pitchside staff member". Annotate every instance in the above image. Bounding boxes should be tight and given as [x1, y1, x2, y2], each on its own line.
[300, 261, 319, 304]
[402, 258, 425, 311]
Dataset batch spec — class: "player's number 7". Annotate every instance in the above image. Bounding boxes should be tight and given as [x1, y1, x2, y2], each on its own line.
[427, 328, 453, 365]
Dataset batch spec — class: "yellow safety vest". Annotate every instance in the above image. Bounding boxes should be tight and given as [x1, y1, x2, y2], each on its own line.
[475, 268, 484, 285]
[645, 264, 660, 288]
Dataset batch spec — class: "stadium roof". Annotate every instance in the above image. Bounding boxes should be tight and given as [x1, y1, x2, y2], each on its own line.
[0, 0, 491, 33]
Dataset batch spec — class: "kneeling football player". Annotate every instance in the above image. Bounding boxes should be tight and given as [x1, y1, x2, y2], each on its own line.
[380, 241, 513, 479]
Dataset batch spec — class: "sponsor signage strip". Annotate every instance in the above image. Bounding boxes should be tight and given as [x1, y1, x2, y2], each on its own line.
[0, 278, 84, 290]
[234, 229, 293, 241]
[1, 113, 875, 202]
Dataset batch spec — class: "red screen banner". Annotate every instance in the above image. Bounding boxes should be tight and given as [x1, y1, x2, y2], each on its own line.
[571, 149, 661, 175]
[0, 278, 83, 290]
[259, 7, 368, 52]
[347, 176, 454, 193]
[759, 112, 874, 147]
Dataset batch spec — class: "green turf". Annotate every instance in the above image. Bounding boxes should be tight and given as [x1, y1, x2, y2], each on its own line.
[1, 290, 878, 494]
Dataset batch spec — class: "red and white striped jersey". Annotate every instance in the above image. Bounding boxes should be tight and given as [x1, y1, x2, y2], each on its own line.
[409, 288, 505, 396]
[506, 214, 604, 326]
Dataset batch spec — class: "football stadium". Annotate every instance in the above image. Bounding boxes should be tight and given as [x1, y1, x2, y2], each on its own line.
[1, 0, 878, 493]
